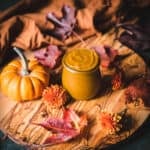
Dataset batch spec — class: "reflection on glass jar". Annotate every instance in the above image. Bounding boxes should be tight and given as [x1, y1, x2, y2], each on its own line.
[62, 49, 101, 100]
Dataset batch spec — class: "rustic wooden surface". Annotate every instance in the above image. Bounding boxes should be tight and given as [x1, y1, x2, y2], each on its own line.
[0, 29, 150, 150]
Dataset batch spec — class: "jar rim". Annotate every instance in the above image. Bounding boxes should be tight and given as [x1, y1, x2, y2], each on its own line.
[62, 49, 100, 72]
[62, 61, 100, 74]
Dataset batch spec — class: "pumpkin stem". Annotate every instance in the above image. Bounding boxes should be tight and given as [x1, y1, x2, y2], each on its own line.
[13, 47, 29, 75]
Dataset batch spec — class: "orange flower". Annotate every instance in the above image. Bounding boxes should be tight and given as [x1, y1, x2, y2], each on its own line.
[42, 85, 69, 108]
[99, 112, 122, 134]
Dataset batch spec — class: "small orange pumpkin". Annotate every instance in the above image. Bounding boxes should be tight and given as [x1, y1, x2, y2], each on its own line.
[0, 47, 50, 101]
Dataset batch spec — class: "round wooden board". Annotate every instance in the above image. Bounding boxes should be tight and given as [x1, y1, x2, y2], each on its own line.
[0, 30, 150, 150]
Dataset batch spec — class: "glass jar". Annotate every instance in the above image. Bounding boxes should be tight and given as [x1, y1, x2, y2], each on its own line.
[62, 48, 101, 100]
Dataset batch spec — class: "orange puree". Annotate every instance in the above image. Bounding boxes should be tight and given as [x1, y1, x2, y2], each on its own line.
[62, 49, 101, 100]
[63, 49, 99, 71]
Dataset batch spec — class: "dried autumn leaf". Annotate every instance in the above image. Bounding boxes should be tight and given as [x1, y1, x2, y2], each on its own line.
[119, 24, 150, 51]
[118, 23, 150, 64]
[35, 108, 87, 145]
[34, 45, 62, 69]
[125, 77, 150, 106]
[43, 132, 79, 144]
[36, 118, 75, 133]
[47, 5, 76, 40]
[63, 108, 87, 130]
[93, 45, 118, 68]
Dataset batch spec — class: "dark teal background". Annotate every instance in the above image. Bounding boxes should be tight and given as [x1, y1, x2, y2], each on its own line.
[0, 0, 19, 10]
[0, 1, 150, 149]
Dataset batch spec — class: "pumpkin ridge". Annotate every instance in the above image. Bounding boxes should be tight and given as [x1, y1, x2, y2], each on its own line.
[30, 76, 44, 99]
[1, 65, 19, 75]
[30, 71, 49, 86]
[0, 70, 17, 77]
[9, 60, 21, 68]
[0, 74, 18, 97]
[19, 77, 33, 100]
[7, 75, 21, 101]
[29, 64, 49, 75]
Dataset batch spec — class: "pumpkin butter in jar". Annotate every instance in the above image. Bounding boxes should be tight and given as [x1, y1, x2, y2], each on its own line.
[62, 49, 101, 100]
